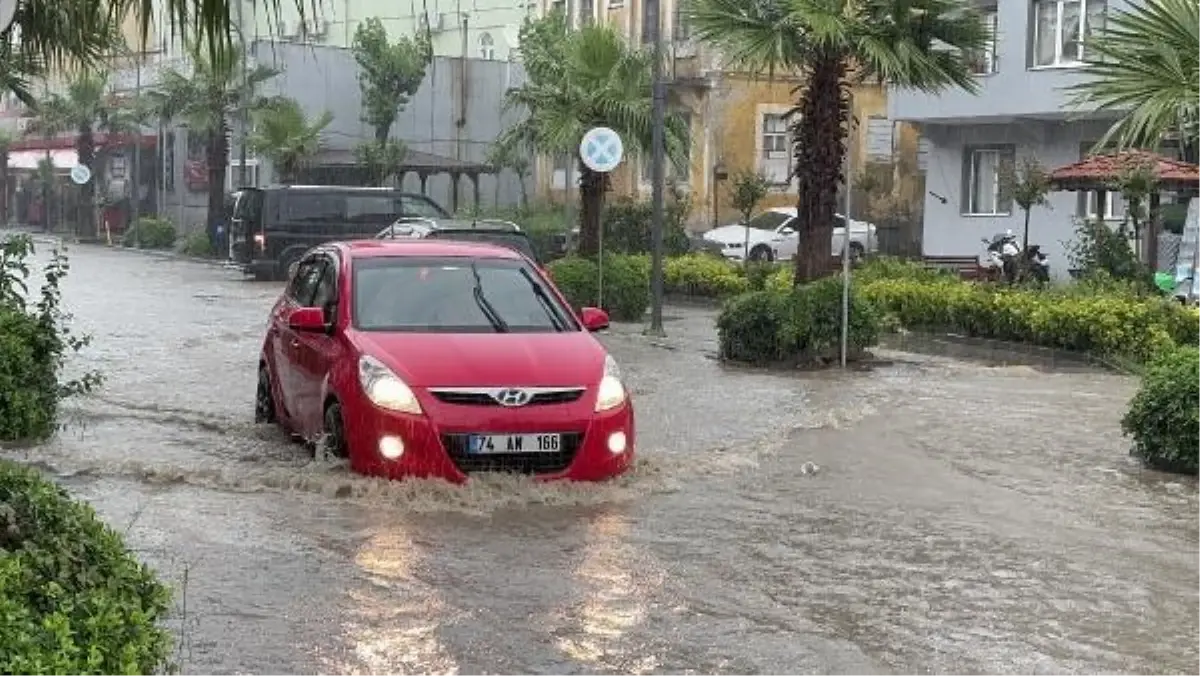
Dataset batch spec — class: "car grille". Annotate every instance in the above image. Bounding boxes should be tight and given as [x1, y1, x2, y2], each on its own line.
[441, 432, 584, 474]
[429, 389, 585, 406]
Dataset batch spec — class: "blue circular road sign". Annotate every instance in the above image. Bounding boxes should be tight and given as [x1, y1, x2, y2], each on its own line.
[579, 127, 624, 174]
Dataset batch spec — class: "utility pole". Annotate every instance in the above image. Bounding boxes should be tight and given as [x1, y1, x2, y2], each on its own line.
[646, 0, 667, 336]
[236, 0, 249, 188]
[132, 49, 143, 248]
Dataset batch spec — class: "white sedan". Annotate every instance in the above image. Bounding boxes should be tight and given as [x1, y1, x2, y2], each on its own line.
[702, 207, 878, 263]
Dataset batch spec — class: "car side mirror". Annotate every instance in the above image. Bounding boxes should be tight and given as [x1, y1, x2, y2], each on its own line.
[580, 306, 610, 332]
[288, 307, 327, 332]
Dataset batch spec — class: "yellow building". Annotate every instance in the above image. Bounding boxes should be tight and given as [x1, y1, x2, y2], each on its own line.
[533, 0, 922, 232]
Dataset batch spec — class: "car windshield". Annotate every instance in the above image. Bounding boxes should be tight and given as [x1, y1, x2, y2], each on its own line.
[423, 230, 539, 263]
[747, 211, 793, 231]
[352, 256, 577, 333]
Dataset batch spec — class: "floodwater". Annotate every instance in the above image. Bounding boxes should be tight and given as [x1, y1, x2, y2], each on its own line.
[2, 239, 1196, 674]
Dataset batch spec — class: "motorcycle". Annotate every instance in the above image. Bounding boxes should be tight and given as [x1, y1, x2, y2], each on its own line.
[980, 230, 1049, 283]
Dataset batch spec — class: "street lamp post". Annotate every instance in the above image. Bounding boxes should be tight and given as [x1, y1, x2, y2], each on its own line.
[646, 0, 667, 336]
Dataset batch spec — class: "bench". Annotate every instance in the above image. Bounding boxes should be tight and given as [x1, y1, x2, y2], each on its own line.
[922, 255, 991, 281]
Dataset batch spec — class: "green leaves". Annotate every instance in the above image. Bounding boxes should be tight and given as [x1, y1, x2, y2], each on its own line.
[1068, 0, 1200, 152]
[249, 97, 333, 183]
[1122, 346, 1199, 474]
[353, 139, 408, 188]
[351, 17, 431, 142]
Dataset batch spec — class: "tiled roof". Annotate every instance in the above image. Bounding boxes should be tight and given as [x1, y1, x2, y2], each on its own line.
[1049, 150, 1199, 190]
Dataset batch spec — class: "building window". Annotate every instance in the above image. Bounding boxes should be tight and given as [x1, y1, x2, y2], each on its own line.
[970, 8, 999, 75]
[579, 0, 594, 25]
[760, 113, 791, 185]
[479, 32, 495, 60]
[1032, 0, 1106, 67]
[962, 146, 1015, 215]
[673, 4, 691, 42]
[1082, 191, 1127, 221]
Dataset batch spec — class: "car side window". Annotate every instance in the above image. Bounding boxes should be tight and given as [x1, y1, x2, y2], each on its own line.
[288, 258, 323, 306]
[310, 257, 339, 312]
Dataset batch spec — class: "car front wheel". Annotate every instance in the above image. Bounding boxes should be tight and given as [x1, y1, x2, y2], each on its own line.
[254, 364, 276, 424]
[321, 400, 348, 459]
[749, 245, 774, 262]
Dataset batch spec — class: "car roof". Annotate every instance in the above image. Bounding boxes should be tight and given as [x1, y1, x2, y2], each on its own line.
[338, 238, 526, 260]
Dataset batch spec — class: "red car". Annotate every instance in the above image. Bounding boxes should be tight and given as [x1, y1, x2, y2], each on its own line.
[254, 239, 635, 482]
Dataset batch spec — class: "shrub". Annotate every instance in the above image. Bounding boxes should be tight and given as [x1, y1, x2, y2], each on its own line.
[717, 275, 882, 365]
[717, 290, 789, 363]
[0, 460, 174, 674]
[546, 254, 650, 321]
[861, 277, 1197, 365]
[664, 254, 749, 298]
[0, 235, 100, 442]
[1065, 218, 1152, 287]
[602, 196, 691, 256]
[855, 256, 956, 284]
[181, 230, 215, 258]
[1122, 346, 1199, 474]
[121, 217, 176, 250]
[744, 262, 775, 291]
[765, 265, 794, 294]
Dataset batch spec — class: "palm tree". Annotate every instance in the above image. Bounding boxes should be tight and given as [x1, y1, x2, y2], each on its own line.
[34, 70, 139, 238]
[248, 98, 333, 183]
[0, 131, 10, 227]
[685, 0, 990, 283]
[498, 13, 690, 257]
[1067, 0, 1199, 161]
[149, 43, 277, 242]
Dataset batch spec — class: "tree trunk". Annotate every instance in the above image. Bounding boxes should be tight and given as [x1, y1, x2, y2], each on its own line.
[1022, 208, 1031, 251]
[0, 149, 8, 227]
[517, 170, 529, 211]
[577, 163, 605, 258]
[206, 124, 229, 248]
[792, 55, 850, 285]
[77, 124, 97, 238]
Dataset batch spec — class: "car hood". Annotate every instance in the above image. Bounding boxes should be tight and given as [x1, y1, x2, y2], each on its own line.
[703, 225, 778, 245]
[353, 331, 607, 388]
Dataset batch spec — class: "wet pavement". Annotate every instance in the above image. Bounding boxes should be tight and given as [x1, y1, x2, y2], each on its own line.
[2, 238, 1197, 674]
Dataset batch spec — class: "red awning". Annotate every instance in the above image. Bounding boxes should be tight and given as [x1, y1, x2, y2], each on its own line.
[8, 132, 158, 153]
[1049, 150, 1199, 191]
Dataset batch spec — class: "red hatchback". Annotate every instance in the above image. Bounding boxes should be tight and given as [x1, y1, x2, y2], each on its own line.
[254, 239, 635, 482]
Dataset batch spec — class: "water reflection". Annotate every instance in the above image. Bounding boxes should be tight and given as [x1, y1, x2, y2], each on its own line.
[340, 524, 460, 675]
[555, 509, 662, 673]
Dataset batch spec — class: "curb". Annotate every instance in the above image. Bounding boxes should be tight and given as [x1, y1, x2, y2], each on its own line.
[73, 240, 232, 268]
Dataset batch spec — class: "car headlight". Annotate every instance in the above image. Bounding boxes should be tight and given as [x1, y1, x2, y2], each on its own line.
[594, 354, 627, 412]
[358, 355, 422, 414]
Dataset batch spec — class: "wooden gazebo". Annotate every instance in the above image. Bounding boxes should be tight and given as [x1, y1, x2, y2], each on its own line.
[297, 148, 496, 213]
[1049, 150, 1199, 270]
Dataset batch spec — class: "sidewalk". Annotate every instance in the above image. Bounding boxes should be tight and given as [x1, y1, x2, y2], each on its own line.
[2, 226, 231, 268]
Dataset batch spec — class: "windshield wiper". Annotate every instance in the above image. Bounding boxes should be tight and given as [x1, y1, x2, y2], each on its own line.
[519, 267, 568, 331]
[470, 263, 509, 333]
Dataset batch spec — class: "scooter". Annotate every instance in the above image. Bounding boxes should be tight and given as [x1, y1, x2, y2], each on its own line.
[979, 230, 1049, 283]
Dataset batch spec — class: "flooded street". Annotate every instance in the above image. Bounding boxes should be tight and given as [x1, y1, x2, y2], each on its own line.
[3, 240, 1197, 674]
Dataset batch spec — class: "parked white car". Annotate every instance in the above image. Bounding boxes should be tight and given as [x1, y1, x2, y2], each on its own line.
[702, 207, 878, 262]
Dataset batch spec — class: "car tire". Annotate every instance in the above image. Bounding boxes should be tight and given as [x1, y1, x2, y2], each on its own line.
[322, 399, 349, 459]
[749, 245, 774, 262]
[254, 364, 277, 424]
[849, 242, 865, 262]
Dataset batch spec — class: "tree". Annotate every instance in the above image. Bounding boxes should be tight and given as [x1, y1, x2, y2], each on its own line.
[1068, 0, 1199, 161]
[0, 131, 10, 227]
[149, 44, 277, 243]
[249, 98, 332, 184]
[729, 169, 770, 266]
[34, 70, 146, 238]
[999, 156, 1051, 251]
[499, 12, 690, 257]
[685, 0, 989, 284]
[486, 142, 531, 211]
[350, 18, 430, 186]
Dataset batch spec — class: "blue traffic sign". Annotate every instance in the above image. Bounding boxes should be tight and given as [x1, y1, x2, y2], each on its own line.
[579, 127, 624, 174]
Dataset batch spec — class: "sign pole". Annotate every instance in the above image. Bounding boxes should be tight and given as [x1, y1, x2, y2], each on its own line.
[646, 0, 667, 336]
[840, 142, 852, 369]
[578, 127, 625, 313]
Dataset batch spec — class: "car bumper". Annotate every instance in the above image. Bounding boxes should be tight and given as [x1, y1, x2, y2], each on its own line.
[341, 389, 636, 483]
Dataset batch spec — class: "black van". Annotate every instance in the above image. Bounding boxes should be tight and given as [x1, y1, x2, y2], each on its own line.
[230, 184, 450, 280]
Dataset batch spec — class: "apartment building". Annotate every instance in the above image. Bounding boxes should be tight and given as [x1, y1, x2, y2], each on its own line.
[889, 0, 1153, 267]
[531, 0, 921, 229]
[245, 0, 537, 61]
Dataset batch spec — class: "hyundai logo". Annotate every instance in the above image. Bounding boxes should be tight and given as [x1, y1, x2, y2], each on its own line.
[493, 388, 533, 407]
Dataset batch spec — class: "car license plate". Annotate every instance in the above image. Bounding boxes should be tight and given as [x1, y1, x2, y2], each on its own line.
[467, 434, 561, 454]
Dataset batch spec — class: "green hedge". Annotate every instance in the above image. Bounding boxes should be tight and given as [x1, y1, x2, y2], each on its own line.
[121, 218, 176, 250]
[664, 254, 748, 298]
[860, 277, 1197, 366]
[717, 275, 881, 365]
[0, 461, 174, 674]
[1122, 346, 1199, 474]
[546, 254, 650, 322]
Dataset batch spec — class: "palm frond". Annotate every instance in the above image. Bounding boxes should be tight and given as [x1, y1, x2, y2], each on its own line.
[1066, 0, 1199, 151]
